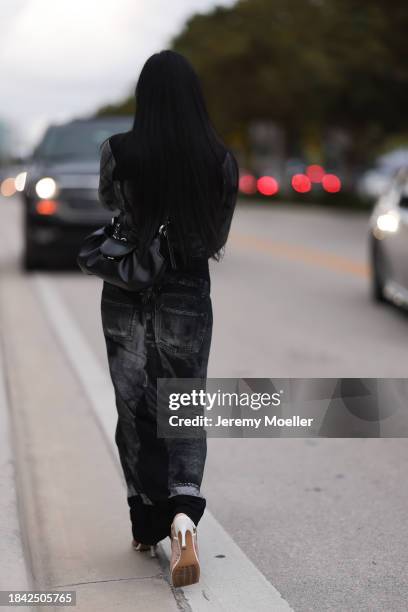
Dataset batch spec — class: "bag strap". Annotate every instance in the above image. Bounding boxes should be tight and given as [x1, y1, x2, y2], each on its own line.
[159, 217, 177, 270]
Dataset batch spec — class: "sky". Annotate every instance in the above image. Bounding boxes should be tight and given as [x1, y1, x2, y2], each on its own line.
[1, 0, 235, 154]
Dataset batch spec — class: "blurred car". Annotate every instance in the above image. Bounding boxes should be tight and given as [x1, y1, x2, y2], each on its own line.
[22, 116, 132, 269]
[357, 167, 394, 200]
[358, 148, 408, 200]
[369, 167, 408, 307]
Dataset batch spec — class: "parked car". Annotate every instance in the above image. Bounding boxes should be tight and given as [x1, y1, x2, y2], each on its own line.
[369, 167, 408, 307]
[22, 116, 132, 269]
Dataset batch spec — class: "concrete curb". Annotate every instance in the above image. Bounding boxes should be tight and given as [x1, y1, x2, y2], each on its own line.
[0, 333, 33, 593]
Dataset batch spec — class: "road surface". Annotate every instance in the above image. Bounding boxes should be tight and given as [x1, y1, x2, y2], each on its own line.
[1, 195, 408, 611]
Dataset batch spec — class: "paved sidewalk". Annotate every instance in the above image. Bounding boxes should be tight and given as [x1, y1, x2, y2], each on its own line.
[0, 274, 182, 612]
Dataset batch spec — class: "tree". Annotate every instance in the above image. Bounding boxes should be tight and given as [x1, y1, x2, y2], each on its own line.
[172, 0, 408, 169]
[96, 1, 408, 174]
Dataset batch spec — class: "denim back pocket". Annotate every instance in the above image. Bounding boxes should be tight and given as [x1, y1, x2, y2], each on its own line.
[101, 298, 136, 340]
[155, 292, 209, 354]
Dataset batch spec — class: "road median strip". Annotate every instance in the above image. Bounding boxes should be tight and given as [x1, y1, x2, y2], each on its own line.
[33, 274, 293, 612]
[0, 274, 180, 612]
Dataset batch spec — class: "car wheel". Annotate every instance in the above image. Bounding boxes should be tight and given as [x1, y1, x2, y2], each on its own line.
[23, 233, 42, 271]
[23, 208, 42, 271]
[22, 248, 42, 271]
[371, 238, 387, 303]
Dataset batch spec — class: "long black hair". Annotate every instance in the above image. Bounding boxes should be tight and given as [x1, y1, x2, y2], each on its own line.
[117, 50, 229, 263]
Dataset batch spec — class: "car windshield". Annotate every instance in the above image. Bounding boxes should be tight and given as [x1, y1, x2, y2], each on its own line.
[34, 117, 133, 161]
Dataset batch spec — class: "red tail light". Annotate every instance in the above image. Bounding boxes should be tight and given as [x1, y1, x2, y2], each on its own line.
[322, 174, 341, 193]
[257, 176, 279, 196]
[291, 174, 311, 193]
[36, 199, 58, 215]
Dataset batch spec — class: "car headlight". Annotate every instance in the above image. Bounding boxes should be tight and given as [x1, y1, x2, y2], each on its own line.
[376, 211, 399, 233]
[35, 177, 58, 199]
[15, 171, 27, 192]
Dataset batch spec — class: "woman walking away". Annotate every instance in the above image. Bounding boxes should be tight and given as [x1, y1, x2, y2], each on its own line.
[97, 50, 238, 587]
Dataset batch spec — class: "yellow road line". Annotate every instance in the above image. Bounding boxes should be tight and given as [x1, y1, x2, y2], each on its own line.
[230, 232, 370, 279]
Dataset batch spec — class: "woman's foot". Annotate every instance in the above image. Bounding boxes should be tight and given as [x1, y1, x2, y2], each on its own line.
[170, 513, 200, 587]
[132, 539, 157, 557]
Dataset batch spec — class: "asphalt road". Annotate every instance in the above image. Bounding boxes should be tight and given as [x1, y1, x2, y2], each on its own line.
[1, 195, 408, 611]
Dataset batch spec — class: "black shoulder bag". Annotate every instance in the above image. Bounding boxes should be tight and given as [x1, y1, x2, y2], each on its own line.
[76, 212, 177, 291]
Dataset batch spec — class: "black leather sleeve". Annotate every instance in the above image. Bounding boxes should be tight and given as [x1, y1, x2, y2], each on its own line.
[98, 139, 125, 212]
[217, 150, 239, 251]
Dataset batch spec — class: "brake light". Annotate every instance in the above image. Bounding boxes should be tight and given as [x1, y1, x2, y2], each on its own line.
[322, 174, 341, 193]
[36, 199, 58, 215]
[257, 176, 279, 196]
[291, 174, 312, 193]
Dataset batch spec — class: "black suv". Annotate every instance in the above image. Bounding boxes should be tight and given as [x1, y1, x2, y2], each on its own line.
[22, 116, 132, 269]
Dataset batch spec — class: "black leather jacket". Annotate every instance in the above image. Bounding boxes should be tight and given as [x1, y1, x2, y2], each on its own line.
[97, 132, 239, 262]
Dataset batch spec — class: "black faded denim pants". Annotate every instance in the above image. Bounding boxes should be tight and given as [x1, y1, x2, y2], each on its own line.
[101, 269, 213, 544]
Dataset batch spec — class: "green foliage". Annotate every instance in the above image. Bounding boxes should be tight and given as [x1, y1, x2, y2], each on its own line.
[94, 0, 408, 169]
[96, 98, 135, 117]
[172, 0, 408, 164]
